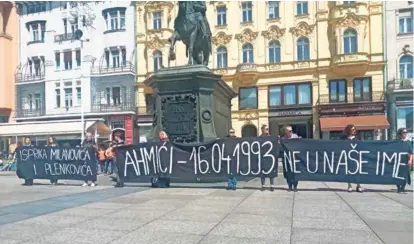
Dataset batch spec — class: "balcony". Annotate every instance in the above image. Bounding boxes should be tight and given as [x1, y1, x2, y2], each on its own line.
[15, 72, 45, 83]
[15, 108, 45, 118]
[318, 91, 385, 116]
[90, 62, 135, 76]
[234, 63, 259, 85]
[330, 53, 370, 76]
[91, 87, 135, 113]
[387, 78, 413, 91]
[54, 33, 74, 43]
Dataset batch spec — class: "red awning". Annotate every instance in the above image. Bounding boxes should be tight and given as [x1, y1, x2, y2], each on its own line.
[320, 115, 390, 132]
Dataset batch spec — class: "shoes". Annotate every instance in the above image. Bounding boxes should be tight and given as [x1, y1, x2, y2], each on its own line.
[348, 187, 353, 192]
[293, 187, 298, 192]
[82, 183, 88, 187]
[270, 186, 274, 192]
[90, 183, 96, 187]
[260, 185, 265, 191]
[356, 186, 364, 193]
[114, 183, 124, 188]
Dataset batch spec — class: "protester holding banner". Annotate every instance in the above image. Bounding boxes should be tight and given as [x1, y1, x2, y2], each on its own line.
[342, 125, 363, 193]
[259, 124, 275, 191]
[81, 133, 98, 187]
[18, 137, 34, 186]
[226, 128, 237, 190]
[396, 128, 412, 194]
[282, 125, 301, 192]
[46, 136, 59, 185]
[113, 132, 126, 188]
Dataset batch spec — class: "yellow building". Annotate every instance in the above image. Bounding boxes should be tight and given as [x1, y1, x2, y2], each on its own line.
[136, 1, 387, 140]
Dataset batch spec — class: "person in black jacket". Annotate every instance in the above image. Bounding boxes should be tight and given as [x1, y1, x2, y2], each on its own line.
[21, 137, 34, 186]
[113, 132, 125, 188]
[342, 125, 363, 193]
[395, 128, 412, 193]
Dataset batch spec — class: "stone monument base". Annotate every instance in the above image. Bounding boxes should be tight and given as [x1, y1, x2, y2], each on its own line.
[144, 65, 236, 143]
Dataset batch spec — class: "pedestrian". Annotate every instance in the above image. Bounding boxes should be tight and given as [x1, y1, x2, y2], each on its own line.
[259, 124, 275, 191]
[395, 128, 412, 194]
[20, 137, 34, 186]
[342, 124, 363, 193]
[113, 132, 125, 188]
[157, 130, 170, 188]
[82, 133, 98, 187]
[97, 144, 106, 175]
[226, 128, 237, 190]
[46, 136, 59, 185]
[104, 142, 115, 175]
[281, 125, 301, 192]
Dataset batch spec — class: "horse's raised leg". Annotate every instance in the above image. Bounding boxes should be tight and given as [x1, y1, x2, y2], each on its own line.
[168, 32, 179, 61]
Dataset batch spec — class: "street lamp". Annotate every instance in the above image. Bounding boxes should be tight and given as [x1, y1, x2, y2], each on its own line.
[67, 1, 96, 144]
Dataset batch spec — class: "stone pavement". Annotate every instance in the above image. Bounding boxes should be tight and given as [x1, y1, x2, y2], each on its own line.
[0, 172, 412, 244]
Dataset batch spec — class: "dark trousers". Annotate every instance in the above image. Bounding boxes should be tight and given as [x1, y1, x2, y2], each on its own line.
[286, 172, 298, 189]
[260, 175, 275, 186]
[24, 179, 33, 185]
[114, 164, 124, 185]
[397, 171, 411, 191]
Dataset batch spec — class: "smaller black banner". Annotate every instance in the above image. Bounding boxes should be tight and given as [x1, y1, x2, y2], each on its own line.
[281, 139, 411, 185]
[15, 146, 97, 181]
[115, 137, 280, 182]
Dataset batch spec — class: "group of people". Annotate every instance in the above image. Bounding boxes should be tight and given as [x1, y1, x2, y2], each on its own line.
[226, 124, 413, 194]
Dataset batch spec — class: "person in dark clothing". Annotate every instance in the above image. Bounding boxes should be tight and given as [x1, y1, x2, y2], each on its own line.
[395, 128, 412, 193]
[259, 125, 275, 191]
[281, 125, 301, 192]
[113, 132, 125, 188]
[21, 137, 34, 186]
[226, 128, 237, 190]
[46, 136, 58, 185]
[342, 124, 363, 193]
[82, 133, 98, 187]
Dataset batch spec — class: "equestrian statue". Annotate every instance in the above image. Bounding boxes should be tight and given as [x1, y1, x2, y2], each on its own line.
[168, 1, 212, 66]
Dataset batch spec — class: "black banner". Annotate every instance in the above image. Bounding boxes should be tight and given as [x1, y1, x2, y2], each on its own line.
[15, 146, 97, 181]
[281, 139, 411, 185]
[115, 137, 280, 182]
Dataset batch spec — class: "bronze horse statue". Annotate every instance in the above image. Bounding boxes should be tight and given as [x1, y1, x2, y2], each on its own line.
[168, 1, 212, 66]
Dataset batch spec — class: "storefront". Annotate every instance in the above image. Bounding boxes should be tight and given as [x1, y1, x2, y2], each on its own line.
[108, 115, 135, 144]
[268, 108, 313, 138]
[387, 92, 414, 140]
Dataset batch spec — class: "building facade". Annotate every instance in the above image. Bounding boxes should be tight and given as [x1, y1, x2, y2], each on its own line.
[385, 1, 413, 140]
[136, 1, 387, 139]
[0, 1, 137, 148]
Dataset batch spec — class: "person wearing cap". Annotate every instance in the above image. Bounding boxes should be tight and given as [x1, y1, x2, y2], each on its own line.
[82, 132, 98, 187]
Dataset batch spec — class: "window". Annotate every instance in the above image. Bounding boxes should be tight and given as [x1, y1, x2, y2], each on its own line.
[55, 89, 61, 108]
[111, 50, 120, 68]
[104, 9, 126, 31]
[268, 83, 311, 107]
[217, 46, 228, 68]
[353, 77, 371, 102]
[399, 10, 413, 33]
[64, 88, 73, 108]
[63, 19, 67, 35]
[343, 1, 355, 4]
[34, 59, 41, 76]
[153, 50, 163, 71]
[239, 87, 257, 109]
[76, 87, 81, 105]
[269, 86, 281, 106]
[297, 37, 310, 61]
[217, 6, 227, 25]
[242, 2, 252, 22]
[27, 3, 46, 14]
[153, 12, 162, 29]
[297, 1, 308, 15]
[242, 43, 254, 64]
[269, 40, 281, 63]
[71, 17, 78, 33]
[112, 87, 121, 105]
[344, 29, 357, 54]
[64, 51, 72, 70]
[34, 94, 41, 110]
[55, 52, 60, 69]
[122, 49, 126, 66]
[268, 1, 279, 19]
[76, 50, 81, 67]
[329, 80, 347, 103]
[397, 107, 414, 133]
[400, 55, 413, 79]
[105, 50, 110, 67]
[31, 24, 39, 41]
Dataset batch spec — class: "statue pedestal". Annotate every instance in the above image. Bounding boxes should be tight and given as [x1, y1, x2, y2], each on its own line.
[145, 65, 236, 143]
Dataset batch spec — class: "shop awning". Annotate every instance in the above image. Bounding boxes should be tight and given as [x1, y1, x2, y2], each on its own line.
[0, 120, 111, 137]
[320, 115, 390, 132]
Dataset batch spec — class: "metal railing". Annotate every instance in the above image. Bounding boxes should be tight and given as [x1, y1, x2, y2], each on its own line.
[387, 78, 413, 91]
[15, 73, 45, 83]
[54, 33, 74, 42]
[15, 108, 46, 118]
[91, 87, 136, 113]
[91, 62, 135, 75]
[318, 91, 384, 105]
[236, 63, 257, 73]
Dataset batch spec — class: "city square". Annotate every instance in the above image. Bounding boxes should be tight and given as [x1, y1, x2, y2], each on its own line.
[0, 1, 413, 244]
[0, 172, 413, 244]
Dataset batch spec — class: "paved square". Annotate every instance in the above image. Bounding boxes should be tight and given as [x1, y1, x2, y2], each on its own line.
[0, 172, 412, 244]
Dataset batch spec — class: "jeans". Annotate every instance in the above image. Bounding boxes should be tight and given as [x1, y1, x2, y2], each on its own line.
[105, 159, 113, 174]
[260, 175, 275, 186]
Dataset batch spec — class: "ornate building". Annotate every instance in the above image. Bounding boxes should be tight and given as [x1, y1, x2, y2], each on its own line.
[136, 1, 387, 139]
